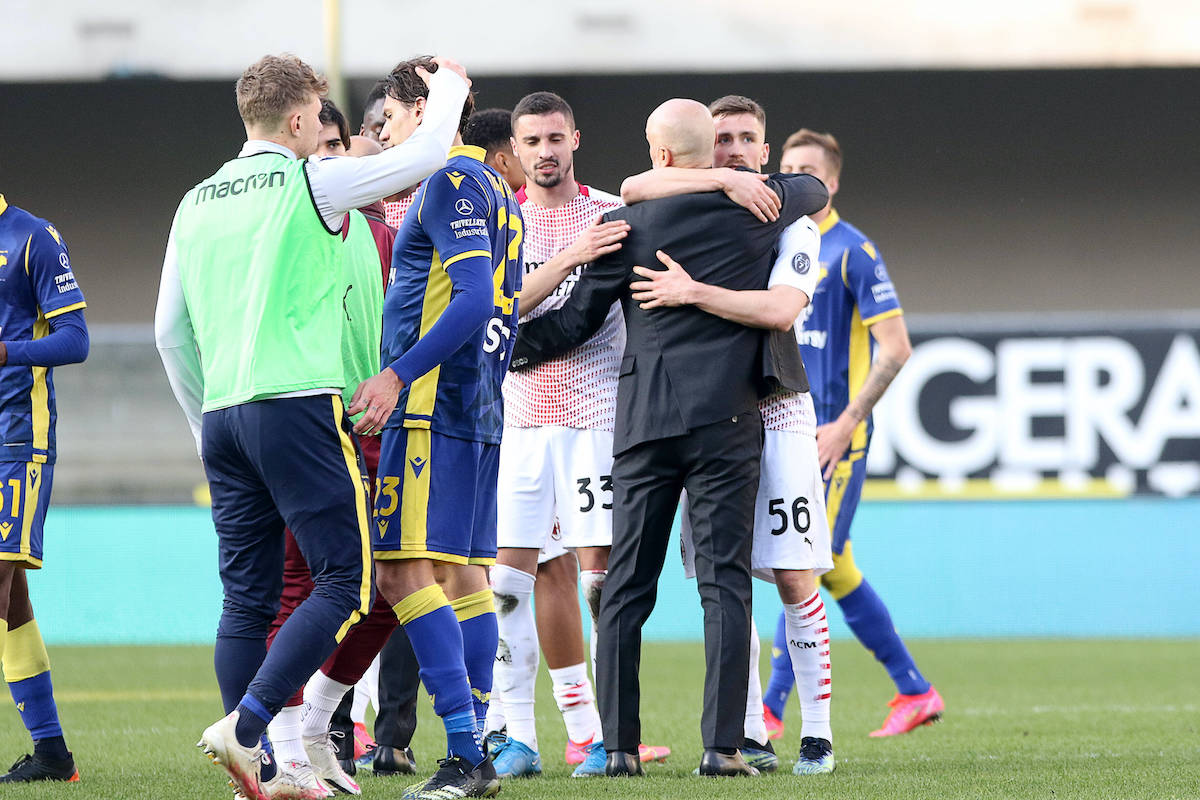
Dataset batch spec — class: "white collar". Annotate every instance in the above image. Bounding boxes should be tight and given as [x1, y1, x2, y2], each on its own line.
[238, 140, 297, 159]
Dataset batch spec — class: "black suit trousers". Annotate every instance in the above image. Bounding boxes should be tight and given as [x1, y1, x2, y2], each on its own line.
[598, 412, 762, 752]
[374, 627, 421, 748]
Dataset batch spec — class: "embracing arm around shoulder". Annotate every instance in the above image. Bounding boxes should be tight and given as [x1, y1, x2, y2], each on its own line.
[518, 214, 630, 314]
[629, 251, 806, 331]
[621, 166, 781, 222]
[628, 215, 820, 330]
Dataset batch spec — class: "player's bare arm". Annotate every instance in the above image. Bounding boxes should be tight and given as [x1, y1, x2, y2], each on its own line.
[621, 166, 780, 222]
[518, 214, 630, 313]
[348, 367, 405, 436]
[630, 250, 807, 331]
[816, 314, 912, 478]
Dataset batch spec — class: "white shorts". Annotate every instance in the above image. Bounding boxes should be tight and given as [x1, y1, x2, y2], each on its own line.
[497, 426, 614, 555]
[681, 430, 833, 583]
[537, 523, 569, 565]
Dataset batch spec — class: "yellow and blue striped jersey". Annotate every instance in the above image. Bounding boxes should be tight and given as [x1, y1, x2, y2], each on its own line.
[381, 146, 523, 444]
[798, 209, 902, 450]
[0, 196, 87, 464]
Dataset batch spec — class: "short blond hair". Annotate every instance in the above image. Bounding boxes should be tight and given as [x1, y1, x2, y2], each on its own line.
[236, 54, 328, 128]
[782, 128, 842, 176]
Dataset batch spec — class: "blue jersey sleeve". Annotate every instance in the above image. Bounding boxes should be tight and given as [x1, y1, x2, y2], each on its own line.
[843, 239, 902, 325]
[2, 309, 88, 367]
[419, 168, 495, 267]
[26, 221, 86, 319]
[387, 170, 495, 385]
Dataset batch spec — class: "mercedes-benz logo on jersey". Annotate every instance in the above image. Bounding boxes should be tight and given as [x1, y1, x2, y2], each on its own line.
[792, 251, 811, 275]
[875, 263, 888, 280]
[455, 198, 475, 216]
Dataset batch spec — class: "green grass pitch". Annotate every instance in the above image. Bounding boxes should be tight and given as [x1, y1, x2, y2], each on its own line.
[0, 639, 1196, 799]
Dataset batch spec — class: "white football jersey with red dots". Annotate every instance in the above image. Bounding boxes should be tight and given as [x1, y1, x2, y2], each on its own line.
[382, 189, 418, 229]
[760, 389, 817, 436]
[503, 184, 624, 430]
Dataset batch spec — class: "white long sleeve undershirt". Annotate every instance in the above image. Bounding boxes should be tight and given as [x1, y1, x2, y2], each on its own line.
[155, 69, 468, 454]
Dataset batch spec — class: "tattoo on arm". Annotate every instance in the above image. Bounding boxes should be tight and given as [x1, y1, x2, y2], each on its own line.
[846, 354, 904, 422]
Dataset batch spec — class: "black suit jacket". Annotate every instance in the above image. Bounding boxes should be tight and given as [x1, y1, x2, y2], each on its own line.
[510, 172, 828, 455]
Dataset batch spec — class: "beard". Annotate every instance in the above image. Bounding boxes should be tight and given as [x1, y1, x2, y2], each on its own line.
[529, 156, 571, 188]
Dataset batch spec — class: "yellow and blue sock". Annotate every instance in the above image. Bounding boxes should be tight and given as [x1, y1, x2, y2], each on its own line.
[451, 589, 497, 731]
[3, 620, 69, 761]
[837, 579, 930, 696]
[764, 609, 794, 720]
[394, 585, 482, 764]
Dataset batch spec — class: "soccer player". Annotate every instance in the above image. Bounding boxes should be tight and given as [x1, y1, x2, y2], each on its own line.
[760, 128, 941, 738]
[258, 106, 398, 797]
[477, 92, 632, 780]
[623, 95, 837, 775]
[464, 105, 654, 776]
[317, 99, 351, 156]
[357, 87, 430, 780]
[359, 81, 388, 141]
[343, 55, 521, 800]
[463, 108, 526, 192]
[155, 53, 469, 800]
[0, 196, 88, 783]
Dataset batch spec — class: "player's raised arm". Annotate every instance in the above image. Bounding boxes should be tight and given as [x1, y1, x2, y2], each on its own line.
[306, 61, 470, 223]
[154, 216, 205, 453]
[621, 166, 781, 222]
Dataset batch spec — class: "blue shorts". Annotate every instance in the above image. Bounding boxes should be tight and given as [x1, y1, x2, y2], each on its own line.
[824, 450, 867, 556]
[373, 426, 498, 565]
[0, 461, 53, 568]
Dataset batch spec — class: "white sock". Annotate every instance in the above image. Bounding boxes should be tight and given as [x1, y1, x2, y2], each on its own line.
[351, 678, 370, 726]
[484, 693, 506, 736]
[362, 654, 381, 717]
[268, 704, 308, 764]
[491, 564, 539, 750]
[784, 591, 833, 742]
[302, 671, 353, 739]
[550, 662, 602, 745]
[579, 570, 606, 680]
[743, 616, 769, 744]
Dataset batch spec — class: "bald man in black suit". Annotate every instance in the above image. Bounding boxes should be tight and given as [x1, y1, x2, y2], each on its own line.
[509, 98, 827, 778]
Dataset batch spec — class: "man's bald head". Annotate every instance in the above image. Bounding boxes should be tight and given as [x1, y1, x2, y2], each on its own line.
[645, 99, 715, 169]
[347, 134, 383, 158]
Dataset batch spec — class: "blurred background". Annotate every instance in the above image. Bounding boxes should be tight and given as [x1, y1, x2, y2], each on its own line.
[2, 0, 1197, 643]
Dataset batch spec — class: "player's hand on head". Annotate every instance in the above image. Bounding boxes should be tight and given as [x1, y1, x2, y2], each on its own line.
[348, 368, 405, 435]
[630, 250, 695, 309]
[422, 57, 470, 87]
[567, 214, 630, 267]
[722, 169, 780, 223]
